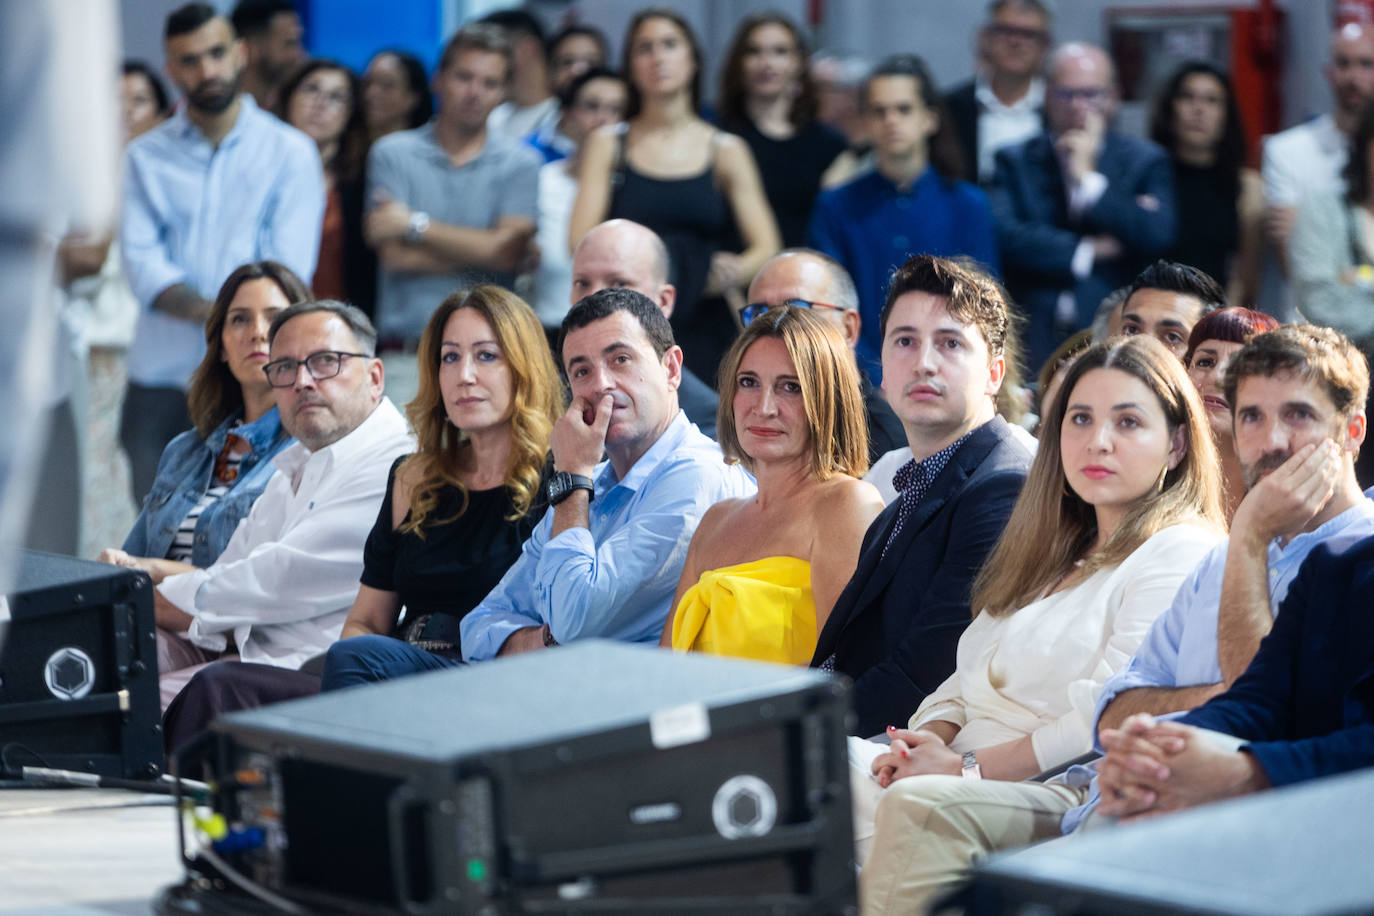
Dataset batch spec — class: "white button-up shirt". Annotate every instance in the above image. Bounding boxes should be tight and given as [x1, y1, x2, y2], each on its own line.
[157, 397, 414, 669]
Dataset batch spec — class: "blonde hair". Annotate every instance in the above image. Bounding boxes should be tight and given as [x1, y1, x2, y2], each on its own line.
[401, 287, 564, 534]
[972, 336, 1225, 616]
[715, 305, 869, 478]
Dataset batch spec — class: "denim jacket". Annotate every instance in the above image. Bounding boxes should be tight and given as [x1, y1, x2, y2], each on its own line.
[123, 407, 293, 567]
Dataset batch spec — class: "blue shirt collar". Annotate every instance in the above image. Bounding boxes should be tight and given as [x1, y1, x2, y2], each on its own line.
[593, 410, 692, 495]
[1275, 496, 1374, 557]
[871, 164, 938, 196]
[169, 93, 262, 148]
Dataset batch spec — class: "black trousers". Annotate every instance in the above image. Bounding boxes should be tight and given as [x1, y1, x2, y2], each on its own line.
[120, 382, 191, 506]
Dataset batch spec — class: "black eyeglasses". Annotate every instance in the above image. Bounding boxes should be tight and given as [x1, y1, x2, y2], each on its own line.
[741, 299, 847, 326]
[263, 350, 371, 388]
[987, 23, 1049, 43]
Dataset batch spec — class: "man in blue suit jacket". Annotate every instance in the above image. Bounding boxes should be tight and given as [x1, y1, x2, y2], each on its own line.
[988, 42, 1175, 371]
[1098, 532, 1374, 816]
[810, 254, 1031, 738]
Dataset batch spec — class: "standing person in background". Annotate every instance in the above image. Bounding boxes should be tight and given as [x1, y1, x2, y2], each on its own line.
[278, 59, 374, 316]
[532, 69, 628, 326]
[989, 42, 1175, 373]
[527, 25, 610, 162]
[717, 12, 846, 248]
[480, 9, 557, 143]
[1260, 24, 1374, 320]
[812, 52, 875, 189]
[120, 3, 324, 504]
[1150, 62, 1262, 308]
[364, 24, 541, 408]
[230, 0, 304, 112]
[945, 0, 1051, 185]
[361, 50, 432, 144]
[570, 7, 780, 386]
[809, 54, 998, 381]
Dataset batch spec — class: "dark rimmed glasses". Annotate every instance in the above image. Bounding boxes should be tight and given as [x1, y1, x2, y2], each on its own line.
[741, 298, 848, 326]
[263, 350, 371, 388]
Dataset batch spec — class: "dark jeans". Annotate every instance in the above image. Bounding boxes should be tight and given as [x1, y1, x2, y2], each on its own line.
[162, 661, 321, 757]
[320, 634, 463, 692]
[120, 382, 191, 505]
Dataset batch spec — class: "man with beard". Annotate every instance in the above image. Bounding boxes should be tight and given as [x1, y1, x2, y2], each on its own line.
[855, 325, 1374, 913]
[230, 0, 305, 111]
[120, 3, 324, 502]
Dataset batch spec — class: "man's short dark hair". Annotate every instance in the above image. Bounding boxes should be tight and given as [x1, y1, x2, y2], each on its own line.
[880, 254, 1011, 359]
[438, 22, 514, 78]
[548, 24, 608, 65]
[1125, 260, 1226, 315]
[559, 65, 624, 111]
[987, 0, 1053, 20]
[269, 300, 378, 356]
[478, 9, 546, 53]
[559, 288, 675, 364]
[230, 0, 295, 38]
[860, 54, 966, 181]
[166, 3, 220, 40]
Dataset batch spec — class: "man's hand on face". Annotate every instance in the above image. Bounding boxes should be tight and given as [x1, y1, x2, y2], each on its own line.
[551, 393, 613, 477]
[363, 193, 412, 246]
[1056, 109, 1106, 183]
[1233, 439, 1341, 547]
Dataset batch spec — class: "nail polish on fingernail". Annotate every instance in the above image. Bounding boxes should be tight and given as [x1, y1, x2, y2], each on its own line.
[887, 725, 896, 732]
[901, 750, 909, 759]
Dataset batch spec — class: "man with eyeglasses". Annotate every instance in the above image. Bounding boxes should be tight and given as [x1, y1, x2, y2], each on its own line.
[152, 301, 412, 710]
[945, 0, 1052, 185]
[988, 41, 1175, 372]
[745, 249, 905, 463]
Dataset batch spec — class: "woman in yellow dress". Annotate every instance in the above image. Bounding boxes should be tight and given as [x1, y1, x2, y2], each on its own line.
[661, 305, 886, 663]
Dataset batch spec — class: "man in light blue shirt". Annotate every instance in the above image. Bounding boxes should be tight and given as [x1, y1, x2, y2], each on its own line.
[462, 287, 755, 660]
[846, 326, 1373, 912]
[120, 3, 324, 502]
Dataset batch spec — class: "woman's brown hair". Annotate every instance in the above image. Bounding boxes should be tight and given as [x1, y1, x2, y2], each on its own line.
[972, 335, 1225, 617]
[621, 8, 703, 119]
[715, 305, 869, 479]
[187, 261, 311, 438]
[401, 286, 565, 534]
[716, 12, 818, 130]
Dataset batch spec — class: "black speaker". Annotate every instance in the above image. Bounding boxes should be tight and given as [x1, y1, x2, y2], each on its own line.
[955, 767, 1374, 915]
[169, 641, 857, 914]
[0, 549, 162, 779]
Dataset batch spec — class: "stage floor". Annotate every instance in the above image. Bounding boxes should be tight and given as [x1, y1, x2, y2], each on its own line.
[0, 787, 182, 914]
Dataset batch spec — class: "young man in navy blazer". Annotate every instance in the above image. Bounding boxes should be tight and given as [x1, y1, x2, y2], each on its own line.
[811, 254, 1031, 737]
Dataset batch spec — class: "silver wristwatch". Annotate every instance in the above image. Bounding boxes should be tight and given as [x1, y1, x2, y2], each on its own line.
[961, 750, 982, 780]
[405, 210, 430, 244]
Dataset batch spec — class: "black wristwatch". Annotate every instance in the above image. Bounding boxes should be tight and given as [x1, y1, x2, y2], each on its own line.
[546, 471, 593, 506]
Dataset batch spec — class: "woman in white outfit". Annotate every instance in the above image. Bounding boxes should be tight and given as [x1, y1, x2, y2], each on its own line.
[851, 335, 1227, 914]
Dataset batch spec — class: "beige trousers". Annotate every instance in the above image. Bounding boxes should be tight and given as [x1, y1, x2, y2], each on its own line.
[155, 627, 238, 710]
[859, 774, 1089, 915]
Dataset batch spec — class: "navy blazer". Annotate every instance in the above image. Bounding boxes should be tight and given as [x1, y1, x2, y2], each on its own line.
[988, 130, 1175, 369]
[811, 416, 1031, 737]
[1181, 534, 1374, 787]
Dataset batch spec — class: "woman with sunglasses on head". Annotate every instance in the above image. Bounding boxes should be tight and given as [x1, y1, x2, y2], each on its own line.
[854, 335, 1225, 913]
[277, 59, 375, 315]
[569, 7, 781, 385]
[100, 262, 310, 580]
[661, 306, 885, 664]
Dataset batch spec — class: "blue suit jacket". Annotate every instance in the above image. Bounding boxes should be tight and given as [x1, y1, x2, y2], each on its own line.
[988, 130, 1175, 369]
[810, 417, 1031, 737]
[1181, 534, 1374, 787]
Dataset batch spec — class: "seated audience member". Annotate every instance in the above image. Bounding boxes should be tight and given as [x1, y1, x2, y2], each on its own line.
[856, 335, 1226, 908]
[810, 255, 1033, 737]
[746, 249, 905, 463]
[853, 325, 1372, 912]
[808, 54, 999, 380]
[163, 288, 563, 743]
[1150, 61, 1262, 307]
[277, 59, 375, 315]
[570, 219, 719, 437]
[1182, 306, 1279, 518]
[570, 8, 781, 384]
[153, 301, 412, 709]
[1098, 534, 1374, 819]
[717, 12, 847, 248]
[1117, 259, 1225, 361]
[360, 50, 431, 144]
[100, 262, 309, 576]
[663, 307, 884, 663]
[460, 289, 754, 661]
[944, 0, 1052, 185]
[990, 42, 1175, 371]
[531, 69, 628, 326]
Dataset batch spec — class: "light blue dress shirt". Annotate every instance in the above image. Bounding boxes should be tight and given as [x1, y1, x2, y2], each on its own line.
[121, 95, 325, 389]
[460, 412, 756, 661]
[1060, 497, 1374, 832]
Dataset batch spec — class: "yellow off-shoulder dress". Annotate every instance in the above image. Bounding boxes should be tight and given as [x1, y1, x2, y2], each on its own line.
[669, 556, 816, 665]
